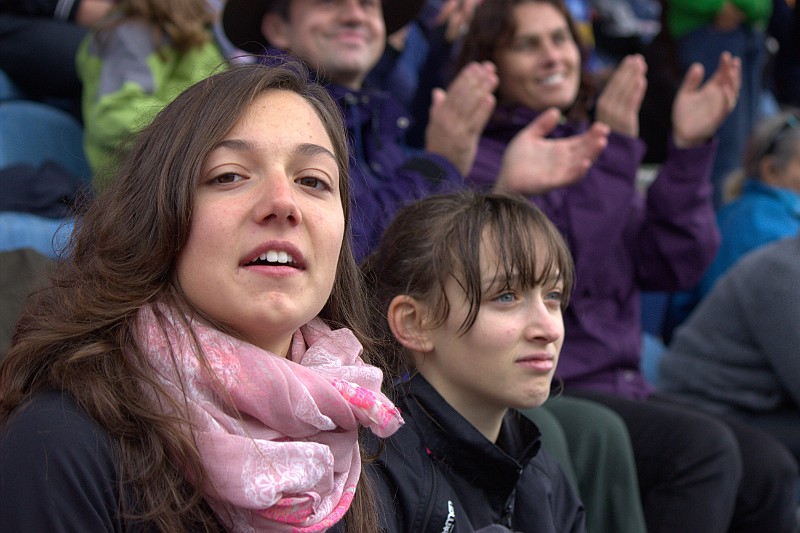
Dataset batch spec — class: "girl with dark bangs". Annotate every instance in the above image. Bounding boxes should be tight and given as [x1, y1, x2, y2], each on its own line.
[361, 190, 584, 532]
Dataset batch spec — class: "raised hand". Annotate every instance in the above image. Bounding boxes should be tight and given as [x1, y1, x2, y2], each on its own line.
[434, 0, 481, 42]
[671, 51, 742, 148]
[425, 61, 498, 176]
[494, 108, 610, 195]
[595, 54, 648, 137]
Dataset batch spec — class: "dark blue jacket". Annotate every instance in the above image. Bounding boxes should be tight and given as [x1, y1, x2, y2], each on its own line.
[324, 82, 464, 261]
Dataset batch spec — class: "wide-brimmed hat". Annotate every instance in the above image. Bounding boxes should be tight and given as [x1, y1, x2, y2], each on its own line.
[222, 0, 425, 54]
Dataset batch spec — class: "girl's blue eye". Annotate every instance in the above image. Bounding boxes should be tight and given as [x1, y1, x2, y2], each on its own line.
[545, 290, 564, 306]
[495, 291, 516, 304]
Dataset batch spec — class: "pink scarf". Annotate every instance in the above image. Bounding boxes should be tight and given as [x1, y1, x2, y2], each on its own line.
[135, 304, 403, 532]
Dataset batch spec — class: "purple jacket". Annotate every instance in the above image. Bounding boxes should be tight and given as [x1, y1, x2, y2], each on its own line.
[325, 83, 464, 262]
[470, 106, 720, 399]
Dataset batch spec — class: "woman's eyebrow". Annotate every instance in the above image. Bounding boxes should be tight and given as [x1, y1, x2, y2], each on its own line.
[294, 142, 336, 162]
[213, 138, 256, 153]
[212, 139, 335, 162]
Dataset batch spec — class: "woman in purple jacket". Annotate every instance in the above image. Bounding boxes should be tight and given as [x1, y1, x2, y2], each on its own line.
[456, 0, 799, 532]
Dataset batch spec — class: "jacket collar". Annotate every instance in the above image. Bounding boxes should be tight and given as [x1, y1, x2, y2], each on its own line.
[399, 374, 542, 496]
[742, 178, 800, 217]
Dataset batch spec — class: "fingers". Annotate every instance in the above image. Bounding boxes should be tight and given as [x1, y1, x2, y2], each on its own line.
[437, 0, 480, 42]
[596, 55, 647, 136]
[583, 121, 610, 158]
[499, 120, 609, 194]
[441, 61, 498, 130]
[569, 122, 610, 170]
[721, 55, 741, 111]
[448, 61, 498, 96]
[605, 55, 647, 99]
[425, 62, 498, 175]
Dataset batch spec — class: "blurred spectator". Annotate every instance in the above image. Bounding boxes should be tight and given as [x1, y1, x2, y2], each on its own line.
[590, 0, 661, 69]
[0, 0, 116, 116]
[769, 0, 800, 107]
[659, 234, 800, 464]
[366, 0, 481, 148]
[664, 110, 800, 339]
[77, 0, 226, 190]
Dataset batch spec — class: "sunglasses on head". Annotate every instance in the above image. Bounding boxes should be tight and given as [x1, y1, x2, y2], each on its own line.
[761, 114, 800, 159]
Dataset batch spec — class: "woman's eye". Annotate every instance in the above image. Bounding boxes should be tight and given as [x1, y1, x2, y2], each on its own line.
[545, 290, 564, 306]
[552, 31, 572, 46]
[494, 291, 516, 304]
[297, 176, 330, 190]
[212, 172, 245, 184]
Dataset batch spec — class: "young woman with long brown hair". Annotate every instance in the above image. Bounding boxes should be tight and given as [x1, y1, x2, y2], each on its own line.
[0, 61, 401, 532]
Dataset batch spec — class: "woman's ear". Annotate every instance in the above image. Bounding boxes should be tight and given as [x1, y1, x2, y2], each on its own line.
[387, 295, 433, 353]
[759, 156, 780, 187]
[261, 12, 291, 49]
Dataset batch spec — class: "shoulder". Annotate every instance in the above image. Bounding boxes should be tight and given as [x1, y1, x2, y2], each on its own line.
[0, 391, 122, 531]
[520, 448, 586, 532]
[1, 390, 112, 453]
[731, 235, 800, 282]
[367, 409, 466, 532]
[89, 18, 156, 59]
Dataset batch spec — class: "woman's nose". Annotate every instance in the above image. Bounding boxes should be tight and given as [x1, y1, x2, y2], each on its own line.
[256, 174, 301, 225]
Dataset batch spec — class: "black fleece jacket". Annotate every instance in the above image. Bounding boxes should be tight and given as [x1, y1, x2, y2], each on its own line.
[367, 375, 586, 533]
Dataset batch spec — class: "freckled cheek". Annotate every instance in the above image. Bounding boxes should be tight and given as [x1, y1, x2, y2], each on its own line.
[316, 212, 345, 270]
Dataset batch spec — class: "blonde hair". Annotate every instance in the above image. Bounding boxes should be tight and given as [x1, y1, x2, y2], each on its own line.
[724, 109, 800, 202]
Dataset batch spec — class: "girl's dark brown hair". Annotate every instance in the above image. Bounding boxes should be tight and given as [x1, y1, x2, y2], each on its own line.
[362, 190, 574, 383]
[0, 61, 377, 532]
[454, 0, 596, 121]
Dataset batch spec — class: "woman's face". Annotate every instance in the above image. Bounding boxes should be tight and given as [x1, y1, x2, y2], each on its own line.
[494, 2, 581, 111]
[177, 89, 345, 356]
[417, 233, 565, 428]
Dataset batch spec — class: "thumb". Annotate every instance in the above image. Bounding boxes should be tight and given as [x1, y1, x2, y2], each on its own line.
[525, 108, 561, 137]
[678, 62, 705, 95]
[430, 87, 447, 111]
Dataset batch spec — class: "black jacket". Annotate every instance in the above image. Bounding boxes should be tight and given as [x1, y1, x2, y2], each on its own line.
[0, 0, 80, 19]
[368, 375, 586, 533]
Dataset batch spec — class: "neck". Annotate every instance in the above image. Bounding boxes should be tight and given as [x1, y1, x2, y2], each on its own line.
[420, 371, 508, 443]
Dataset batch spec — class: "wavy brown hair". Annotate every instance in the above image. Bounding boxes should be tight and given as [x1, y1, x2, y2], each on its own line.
[362, 190, 575, 384]
[96, 0, 215, 53]
[454, 0, 597, 122]
[0, 61, 378, 532]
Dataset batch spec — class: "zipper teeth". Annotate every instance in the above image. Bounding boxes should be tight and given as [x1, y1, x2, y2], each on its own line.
[421, 454, 438, 529]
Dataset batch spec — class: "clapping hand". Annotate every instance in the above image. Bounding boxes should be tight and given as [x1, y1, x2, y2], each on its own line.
[671, 51, 741, 148]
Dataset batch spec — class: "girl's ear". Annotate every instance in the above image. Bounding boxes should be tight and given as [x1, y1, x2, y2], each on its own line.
[387, 295, 433, 353]
[261, 12, 291, 49]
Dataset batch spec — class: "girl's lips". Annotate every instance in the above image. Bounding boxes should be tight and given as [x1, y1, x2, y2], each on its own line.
[516, 355, 556, 373]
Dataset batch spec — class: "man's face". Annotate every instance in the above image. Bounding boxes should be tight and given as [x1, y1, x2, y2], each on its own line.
[263, 0, 386, 89]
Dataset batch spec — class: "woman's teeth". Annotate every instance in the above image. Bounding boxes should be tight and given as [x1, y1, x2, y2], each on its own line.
[257, 250, 294, 264]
